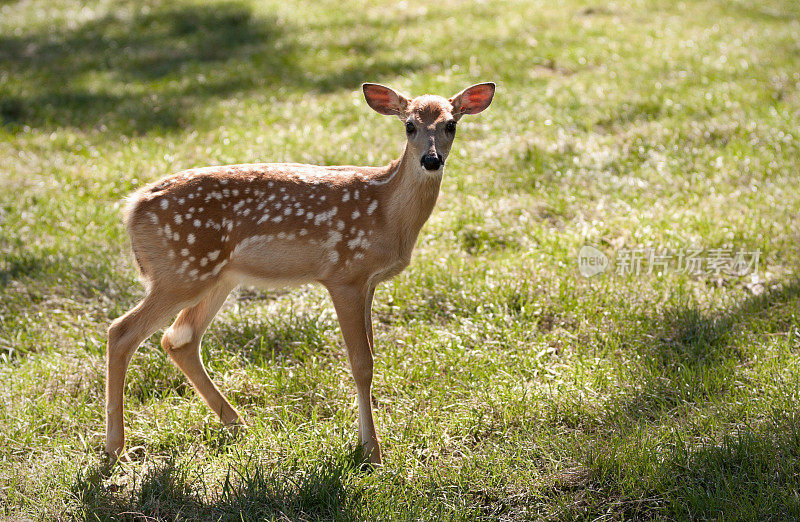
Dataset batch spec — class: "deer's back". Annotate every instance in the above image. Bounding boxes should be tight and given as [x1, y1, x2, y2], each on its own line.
[124, 163, 399, 290]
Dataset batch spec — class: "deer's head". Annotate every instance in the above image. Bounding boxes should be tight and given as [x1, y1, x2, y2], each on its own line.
[362, 82, 495, 173]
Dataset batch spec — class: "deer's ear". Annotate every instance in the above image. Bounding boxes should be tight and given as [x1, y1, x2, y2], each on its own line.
[450, 82, 495, 118]
[362, 84, 409, 117]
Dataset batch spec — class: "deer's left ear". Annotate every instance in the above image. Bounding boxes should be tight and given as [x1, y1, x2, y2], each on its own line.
[449, 82, 495, 119]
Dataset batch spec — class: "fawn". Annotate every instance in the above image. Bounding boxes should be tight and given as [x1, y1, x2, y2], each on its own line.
[106, 82, 495, 464]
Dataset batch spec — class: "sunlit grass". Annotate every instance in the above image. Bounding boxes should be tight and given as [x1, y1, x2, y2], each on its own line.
[1, 0, 800, 519]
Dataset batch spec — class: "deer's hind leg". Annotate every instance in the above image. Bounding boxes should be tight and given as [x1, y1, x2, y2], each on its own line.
[106, 286, 195, 459]
[161, 281, 241, 426]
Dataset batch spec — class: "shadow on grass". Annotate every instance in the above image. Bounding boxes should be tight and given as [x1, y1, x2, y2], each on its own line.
[548, 412, 800, 519]
[607, 277, 800, 419]
[0, 1, 427, 134]
[0, 247, 133, 315]
[71, 451, 368, 521]
[545, 278, 800, 517]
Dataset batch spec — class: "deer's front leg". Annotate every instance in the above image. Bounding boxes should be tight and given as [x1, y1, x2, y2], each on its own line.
[327, 282, 382, 465]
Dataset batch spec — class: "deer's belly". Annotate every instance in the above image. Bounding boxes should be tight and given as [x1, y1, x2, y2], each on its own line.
[227, 236, 327, 284]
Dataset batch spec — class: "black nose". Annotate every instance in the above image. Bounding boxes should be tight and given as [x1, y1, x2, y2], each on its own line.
[421, 153, 443, 171]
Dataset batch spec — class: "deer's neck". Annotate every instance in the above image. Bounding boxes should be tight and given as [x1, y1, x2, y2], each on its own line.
[382, 146, 443, 258]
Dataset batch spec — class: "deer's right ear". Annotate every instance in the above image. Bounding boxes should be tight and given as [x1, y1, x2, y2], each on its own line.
[362, 84, 409, 118]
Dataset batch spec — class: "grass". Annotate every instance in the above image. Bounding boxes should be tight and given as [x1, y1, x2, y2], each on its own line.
[1, 0, 800, 519]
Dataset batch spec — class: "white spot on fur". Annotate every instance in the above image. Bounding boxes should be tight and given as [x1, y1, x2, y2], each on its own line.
[193, 219, 201, 227]
[211, 259, 228, 275]
[314, 206, 337, 226]
[367, 200, 378, 215]
[160, 199, 168, 210]
[347, 230, 371, 250]
[174, 214, 183, 225]
[187, 233, 195, 244]
[342, 191, 350, 202]
[351, 210, 360, 219]
[208, 250, 220, 260]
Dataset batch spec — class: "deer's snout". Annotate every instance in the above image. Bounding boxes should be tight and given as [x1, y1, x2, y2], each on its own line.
[421, 153, 443, 171]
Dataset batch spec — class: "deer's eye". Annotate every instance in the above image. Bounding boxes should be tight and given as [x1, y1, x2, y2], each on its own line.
[405, 121, 416, 134]
[445, 121, 457, 134]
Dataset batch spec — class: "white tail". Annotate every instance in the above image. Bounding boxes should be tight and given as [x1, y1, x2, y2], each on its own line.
[106, 82, 495, 464]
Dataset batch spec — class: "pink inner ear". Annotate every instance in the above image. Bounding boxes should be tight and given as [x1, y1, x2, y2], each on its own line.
[370, 91, 392, 105]
[364, 86, 398, 112]
[461, 86, 494, 114]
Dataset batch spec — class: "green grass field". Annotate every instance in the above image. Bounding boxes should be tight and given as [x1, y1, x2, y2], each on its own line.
[2, 0, 800, 519]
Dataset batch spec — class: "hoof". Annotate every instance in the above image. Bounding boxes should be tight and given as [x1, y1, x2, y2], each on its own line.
[224, 421, 246, 437]
[104, 449, 132, 464]
[105, 440, 125, 462]
[358, 460, 382, 474]
[354, 441, 382, 470]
